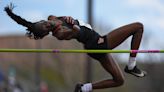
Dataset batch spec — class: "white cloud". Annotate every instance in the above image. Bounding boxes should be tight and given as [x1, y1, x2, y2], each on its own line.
[134, 15, 164, 31]
[63, 0, 75, 8]
[0, 21, 25, 35]
[0, 22, 10, 31]
[126, 0, 164, 14]
[155, 16, 164, 30]
[124, 0, 164, 32]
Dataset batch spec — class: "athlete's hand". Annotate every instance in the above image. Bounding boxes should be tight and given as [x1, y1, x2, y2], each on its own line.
[64, 16, 75, 25]
[64, 16, 80, 31]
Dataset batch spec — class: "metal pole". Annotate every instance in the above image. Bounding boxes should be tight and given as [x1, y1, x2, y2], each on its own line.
[35, 40, 41, 92]
[86, 0, 93, 82]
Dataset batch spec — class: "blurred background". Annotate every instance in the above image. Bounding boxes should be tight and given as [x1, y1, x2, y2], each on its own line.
[0, 0, 164, 92]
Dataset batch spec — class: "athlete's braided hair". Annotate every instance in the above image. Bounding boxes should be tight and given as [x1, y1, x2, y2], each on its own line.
[4, 3, 49, 40]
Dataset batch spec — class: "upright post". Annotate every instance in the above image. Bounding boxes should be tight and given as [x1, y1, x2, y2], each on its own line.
[86, 0, 93, 82]
[35, 40, 41, 92]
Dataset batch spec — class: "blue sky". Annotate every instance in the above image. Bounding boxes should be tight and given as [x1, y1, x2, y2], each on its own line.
[0, 0, 87, 35]
[0, 0, 164, 60]
[1, 0, 164, 36]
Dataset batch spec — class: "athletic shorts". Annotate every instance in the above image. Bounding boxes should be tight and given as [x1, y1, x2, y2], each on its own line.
[76, 26, 109, 60]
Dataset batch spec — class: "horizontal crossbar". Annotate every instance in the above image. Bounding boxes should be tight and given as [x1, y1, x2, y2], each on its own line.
[0, 49, 164, 53]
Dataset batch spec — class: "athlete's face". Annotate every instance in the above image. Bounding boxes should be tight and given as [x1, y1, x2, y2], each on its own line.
[46, 18, 63, 36]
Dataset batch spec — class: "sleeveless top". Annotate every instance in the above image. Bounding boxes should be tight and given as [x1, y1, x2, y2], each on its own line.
[53, 19, 108, 60]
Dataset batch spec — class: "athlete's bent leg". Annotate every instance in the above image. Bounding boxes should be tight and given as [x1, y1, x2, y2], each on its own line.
[92, 54, 124, 89]
[106, 22, 146, 77]
[74, 54, 124, 92]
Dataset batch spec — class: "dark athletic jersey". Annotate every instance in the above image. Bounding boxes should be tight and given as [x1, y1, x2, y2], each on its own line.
[76, 24, 100, 49]
[54, 19, 105, 49]
[76, 21, 108, 60]
[54, 19, 108, 60]
[54, 17, 99, 43]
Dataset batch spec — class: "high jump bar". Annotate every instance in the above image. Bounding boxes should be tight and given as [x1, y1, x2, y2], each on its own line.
[0, 49, 164, 53]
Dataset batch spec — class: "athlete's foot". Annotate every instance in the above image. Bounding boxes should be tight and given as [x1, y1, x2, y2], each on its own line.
[124, 66, 147, 77]
[74, 83, 83, 92]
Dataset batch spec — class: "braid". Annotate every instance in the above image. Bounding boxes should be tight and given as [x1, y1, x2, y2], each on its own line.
[4, 4, 49, 40]
[4, 4, 33, 29]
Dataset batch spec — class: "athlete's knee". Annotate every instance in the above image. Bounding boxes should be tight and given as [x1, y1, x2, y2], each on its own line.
[134, 22, 144, 32]
[113, 75, 125, 87]
[115, 79, 124, 87]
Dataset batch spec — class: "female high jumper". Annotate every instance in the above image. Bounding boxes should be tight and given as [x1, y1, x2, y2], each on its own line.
[4, 4, 146, 92]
